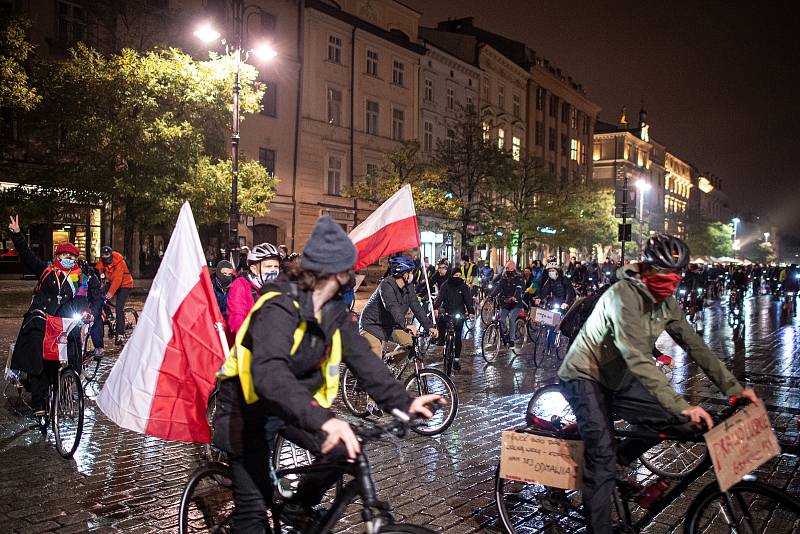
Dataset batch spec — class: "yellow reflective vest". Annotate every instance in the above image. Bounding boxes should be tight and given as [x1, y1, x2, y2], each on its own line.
[217, 291, 342, 407]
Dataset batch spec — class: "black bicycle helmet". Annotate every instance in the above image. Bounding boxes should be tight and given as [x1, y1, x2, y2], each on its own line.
[642, 234, 690, 270]
[101, 245, 113, 256]
[388, 256, 416, 277]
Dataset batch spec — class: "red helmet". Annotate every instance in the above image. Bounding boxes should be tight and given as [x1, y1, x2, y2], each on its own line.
[54, 243, 80, 257]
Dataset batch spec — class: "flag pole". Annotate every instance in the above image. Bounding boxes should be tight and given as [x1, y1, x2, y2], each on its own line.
[420, 246, 436, 322]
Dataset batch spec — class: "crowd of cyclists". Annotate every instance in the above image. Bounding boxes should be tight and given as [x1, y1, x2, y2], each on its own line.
[6, 209, 799, 533]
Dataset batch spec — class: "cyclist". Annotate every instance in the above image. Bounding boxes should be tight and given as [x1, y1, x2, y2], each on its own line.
[677, 263, 704, 318]
[213, 216, 441, 531]
[96, 245, 134, 346]
[729, 267, 748, 306]
[429, 260, 451, 294]
[558, 234, 760, 534]
[226, 243, 281, 335]
[433, 270, 475, 370]
[489, 260, 525, 347]
[535, 257, 576, 351]
[359, 256, 438, 359]
[781, 264, 799, 314]
[7, 215, 102, 417]
[459, 253, 480, 298]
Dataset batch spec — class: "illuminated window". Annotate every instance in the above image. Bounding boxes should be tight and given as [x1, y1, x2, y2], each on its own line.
[580, 142, 586, 164]
[482, 121, 490, 142]
[637, 150, 644, 167]
[570, 139, 579, 161]
[536, 87, 545, 110]
[512, 136, 521, 161]
[498, 128, 505, 149]
[593, 143, 601, 161]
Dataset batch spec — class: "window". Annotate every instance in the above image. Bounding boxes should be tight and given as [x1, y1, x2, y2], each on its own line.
[512, 136, 521, 161]
[498, 128, 505, 149]
[366, 49, 379, 76]
[365, 100, 379, 135]
[392, 108, 404, 140]
[260, 11, 276, 35]
[446, 128, 455, 146]
[570, 139, 579, 161]
[447, 86, 455, 110]
[593, 143, 601, 161]
[549, 94, 558, 118]
[560, 166, 566, 178]
[466, 94, 474, 109]
[561, 133, 568, 151]
[423, 120, 433, 152]
[561, 103, 570, 123]
[482, 121, 490, 142]
[57, 1, 86, 44]
[578, 142, 584, 164]
[583, 117, 591, 135]
[536, 87, 545, 110]
[327, 34, 342, 63]
[498, 84, 505, 109]
[259, 148, 276, 174]
[481, 78, 489, 100]
[548, 127, 556, 151]
[535, 121, 544, 146]
[327, 156, 343, 195]
[392, 60, 405, 86]
[571, 108, 578, 129]
[260, 81, 277, 117]
[424, 78, 434, 102]
[327, 88, 342, 125]
[513, 94, 521, 118]
[366, 163, 378, 187]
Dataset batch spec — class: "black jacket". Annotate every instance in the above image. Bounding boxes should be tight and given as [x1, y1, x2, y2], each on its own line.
[214, 279, 412, 455]
[434, 278, 475, 316]
[429, 270, 451, 293]
[10, 232, 102, 374]
[538, 273, 576, 306]
[490, 271, 525, 309]
[359, 277, 434, 340]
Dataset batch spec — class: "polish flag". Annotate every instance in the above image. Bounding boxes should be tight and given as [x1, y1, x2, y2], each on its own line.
[43, 317, 85, 363]
[349, 184, 420, 270]
[97, 202, 226, 443]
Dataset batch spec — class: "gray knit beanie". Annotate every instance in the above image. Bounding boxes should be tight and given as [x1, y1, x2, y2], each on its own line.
[301, 216, 357, 274]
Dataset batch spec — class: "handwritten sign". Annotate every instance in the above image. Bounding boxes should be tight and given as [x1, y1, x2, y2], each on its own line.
[704, 403, 781, 491]
[499, 431, 583, 489]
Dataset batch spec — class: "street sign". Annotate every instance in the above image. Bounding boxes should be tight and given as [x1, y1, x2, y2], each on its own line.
[614, 189, 636, 219]
[618, 223, 632, 242]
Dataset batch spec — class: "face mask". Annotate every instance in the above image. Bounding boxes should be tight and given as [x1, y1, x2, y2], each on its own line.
[338, 270, 356, 294]
[548, 271, 558, 280]
[102, 256, 113, 265]
[641, 272, 682, 301]
[59, 258, 76, 270]
[218, 273, 234, 288]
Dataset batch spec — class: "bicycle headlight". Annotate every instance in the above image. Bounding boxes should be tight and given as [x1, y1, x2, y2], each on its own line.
[679, 289, 686, 295]
[72, 313, 82, 320]
[454, 313, 462, 319]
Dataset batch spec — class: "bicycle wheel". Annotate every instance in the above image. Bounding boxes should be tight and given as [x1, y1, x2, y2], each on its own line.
[378, 524, 438, 533]
[531, 328, 546, 367]
[404, 368, 458, 436]
[81, 334, 101, 385]
[341, 367, 371, 418]
[443, 334, 454, 376]
[481, 323, 502, 363]
[526, 384, 576, 427]
[271, 435, 340, 507]
[203, 387, 227, 464]
[480, 298, 496, 326]
[178, 462, 234, 534]
[494, 464, 582, 534]
[685, 479, 800, 534]
[515, 317, 528, 346]
[53, 368, 84, 458]
[639, 441, 708, 479]
[124, 307, 138, 335]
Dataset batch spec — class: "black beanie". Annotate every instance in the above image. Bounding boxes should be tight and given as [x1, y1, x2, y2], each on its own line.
[301, 216, 357, 274]
[215, 260, 234, 271]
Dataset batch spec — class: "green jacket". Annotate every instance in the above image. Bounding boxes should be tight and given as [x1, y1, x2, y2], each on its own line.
[558, 264, 743, 415]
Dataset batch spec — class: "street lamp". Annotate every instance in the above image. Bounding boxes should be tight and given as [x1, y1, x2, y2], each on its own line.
[194, 3, 276, 266]
[731, 217, 741, 259]
[764, 232, 770, 244]
[636, 179, 651, 250]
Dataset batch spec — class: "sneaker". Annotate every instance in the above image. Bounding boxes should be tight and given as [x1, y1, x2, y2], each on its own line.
[280, 503, 326, 530]
[367, 402, 384, 418]
[94, 347, 104, 359]
[453, 358, 461, 371]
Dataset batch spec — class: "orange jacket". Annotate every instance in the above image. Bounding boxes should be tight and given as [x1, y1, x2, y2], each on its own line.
[96, 251, 134, 297]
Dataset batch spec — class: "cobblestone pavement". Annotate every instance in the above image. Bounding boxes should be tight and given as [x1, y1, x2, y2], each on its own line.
[0, 282, 798, 533]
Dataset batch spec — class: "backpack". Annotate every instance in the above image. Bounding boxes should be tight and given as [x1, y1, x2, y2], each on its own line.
[558, 284, 611, 339]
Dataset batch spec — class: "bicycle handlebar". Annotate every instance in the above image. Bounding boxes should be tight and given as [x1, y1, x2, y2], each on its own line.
[352, 401, 445, 441]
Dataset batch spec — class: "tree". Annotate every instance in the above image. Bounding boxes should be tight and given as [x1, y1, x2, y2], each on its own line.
[686, 220, 733, 258]
[22, 45, 266, 257]
[0, 16, 39, 110]
[346, 141, 459, 218]
[433, 106, 509, 253]
[741, 240, 775, 264]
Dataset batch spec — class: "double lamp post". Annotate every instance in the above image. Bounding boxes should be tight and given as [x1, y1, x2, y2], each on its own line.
[194, 0, 276, 266]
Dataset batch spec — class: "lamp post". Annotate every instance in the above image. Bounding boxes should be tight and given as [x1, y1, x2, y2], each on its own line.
[731, 217, 741, 260]
[635, 179, 651, 251]
[194, 3, 276, 267]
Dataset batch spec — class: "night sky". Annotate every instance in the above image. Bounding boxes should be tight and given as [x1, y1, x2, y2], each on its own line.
[405, 0, 800, 237]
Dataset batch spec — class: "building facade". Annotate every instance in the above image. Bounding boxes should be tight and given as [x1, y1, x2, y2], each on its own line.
[664, 151, 693, 239]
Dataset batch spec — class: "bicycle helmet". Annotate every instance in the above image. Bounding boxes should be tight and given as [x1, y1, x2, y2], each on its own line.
[642, 234, 690, 270]
[247, 242, 280, 264]
[101, 245, 113, 256]
[388, 257, 416, 277]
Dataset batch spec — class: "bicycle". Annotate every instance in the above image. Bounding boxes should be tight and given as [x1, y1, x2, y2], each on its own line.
[480, 304, 519, 364]
[529, 301, 566, 362]
[495, 397, 800, 534]
[480, 295, 499, 327]
[341, 330, 458, 436]
[179, 411, 439, 534]
[440, 312, 464, 376]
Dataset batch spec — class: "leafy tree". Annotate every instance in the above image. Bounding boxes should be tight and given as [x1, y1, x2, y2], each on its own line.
[347, 141, 459, 218]
[433, 106, 509, 253]
[740, 240, 775, 264]
[20, 45, 266, 258]
[0, 15, 39, 110]
[686, 220, 733, 258]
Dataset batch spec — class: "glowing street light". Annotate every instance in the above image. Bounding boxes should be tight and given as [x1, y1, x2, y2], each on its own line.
[193, 24, 221, 43]
[731, 217, 741, 259]
[636, 179, 651, 249]
[252, 43, 278, 61]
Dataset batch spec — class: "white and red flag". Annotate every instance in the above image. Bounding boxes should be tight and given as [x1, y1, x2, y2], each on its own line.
[349, 184, 420, 270]
[96, 202, 226, 443]
[43, 316, 85, 363]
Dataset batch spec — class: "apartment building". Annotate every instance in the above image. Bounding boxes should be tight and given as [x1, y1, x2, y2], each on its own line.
[664, 151, 693, 238]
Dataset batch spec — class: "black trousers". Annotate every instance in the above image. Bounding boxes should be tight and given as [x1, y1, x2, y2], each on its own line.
[561, 378, 692, 534]
[30, 360, 59, 412]
[114, 287, 132, 336]
[230, 416, 350, 534]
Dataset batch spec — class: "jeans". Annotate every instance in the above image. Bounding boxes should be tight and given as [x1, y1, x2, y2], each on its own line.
[114, 287, 132, 336]
[561, 378, 693, 534]
[499, 305, 523, 342]
[90, 314, 104, 350]
[230, 416, 350, 533]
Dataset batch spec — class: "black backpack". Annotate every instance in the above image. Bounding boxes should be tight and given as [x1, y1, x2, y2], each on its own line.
[558, 284, 610, 339]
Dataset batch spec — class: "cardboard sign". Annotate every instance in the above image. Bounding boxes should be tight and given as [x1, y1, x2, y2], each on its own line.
[534, 307, 561, 327]
[499, 431, 584, 489]
[704, 403, 781, 492]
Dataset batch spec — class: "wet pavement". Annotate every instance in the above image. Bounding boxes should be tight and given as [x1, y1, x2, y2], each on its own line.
[0, 282, 799, 533]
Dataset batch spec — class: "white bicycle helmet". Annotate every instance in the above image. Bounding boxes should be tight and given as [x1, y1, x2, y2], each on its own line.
[247, 243, 280, 264]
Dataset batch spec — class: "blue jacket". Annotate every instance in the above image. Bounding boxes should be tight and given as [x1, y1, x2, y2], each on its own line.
[212, 273, 231, 318]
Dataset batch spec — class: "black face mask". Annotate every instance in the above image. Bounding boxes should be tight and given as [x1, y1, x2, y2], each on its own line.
[102, 256, 113, 265]
[218, 273, 234, 288]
